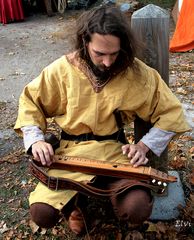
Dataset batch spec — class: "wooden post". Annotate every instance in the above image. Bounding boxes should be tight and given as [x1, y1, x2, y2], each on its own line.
[131, 4, 170, 171]
[44, 0, 53, 16]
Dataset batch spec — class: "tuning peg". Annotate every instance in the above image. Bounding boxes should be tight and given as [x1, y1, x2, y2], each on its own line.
[163, 182, 167, 187]
[158, 181, 162, 185]
[152, 179, 156, 184]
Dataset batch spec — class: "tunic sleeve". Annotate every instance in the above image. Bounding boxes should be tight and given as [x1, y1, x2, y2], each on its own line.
[14, 62, 67, 136]
[135, 67, 190, 133]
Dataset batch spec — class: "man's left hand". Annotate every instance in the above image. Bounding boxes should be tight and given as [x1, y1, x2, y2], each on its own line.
[122, 141, 149, 167]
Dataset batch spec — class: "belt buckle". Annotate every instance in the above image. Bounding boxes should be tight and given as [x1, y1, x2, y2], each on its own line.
[47, 176, 59, 191]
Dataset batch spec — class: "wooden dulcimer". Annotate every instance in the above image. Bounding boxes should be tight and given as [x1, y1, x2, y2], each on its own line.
[30, 155, 177, 196]
[49, 155, 177, 185]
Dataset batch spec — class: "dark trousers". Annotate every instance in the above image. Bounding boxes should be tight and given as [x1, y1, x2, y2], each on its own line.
[30, 177, 153, 228]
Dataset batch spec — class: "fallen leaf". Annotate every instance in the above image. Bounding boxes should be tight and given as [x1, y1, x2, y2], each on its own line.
[190, 194, 194, 202]
[0, 221, 9, 234]
[0, 148, 24, 164]
[169, 156, 187, 169]
[168, 141, 178, 151]
[155, 221, 166, 234]
[179, 135, 193, 141]
[126, 135, 135, 144]
[29, 219, 39, 234]
[146, 222, 157, 232]
[189, 170, 194, 186]
[189, 147, 194, 153]
[40, 228, 47, 235]
[176, 87, 187, 95]
[125, 230, 143, 240]
[116, 232, 122, 240]
[52, 227, 58, 235]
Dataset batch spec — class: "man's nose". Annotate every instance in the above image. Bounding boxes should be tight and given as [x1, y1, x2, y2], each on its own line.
[102, 55, 113, 67]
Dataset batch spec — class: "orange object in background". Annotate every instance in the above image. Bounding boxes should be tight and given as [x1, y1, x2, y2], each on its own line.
[0, 0, 24, 24]
[170, 0, 194, 52]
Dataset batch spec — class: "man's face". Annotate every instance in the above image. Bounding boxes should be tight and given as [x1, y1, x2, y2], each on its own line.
[87, 33, 120, 72]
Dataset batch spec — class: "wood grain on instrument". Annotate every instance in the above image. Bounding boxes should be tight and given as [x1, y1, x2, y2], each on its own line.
[49, 155, 177, 183]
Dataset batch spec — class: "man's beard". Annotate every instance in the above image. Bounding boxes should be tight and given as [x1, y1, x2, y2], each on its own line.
[86, 57, 114, 82]
[91, 64, 112, 81]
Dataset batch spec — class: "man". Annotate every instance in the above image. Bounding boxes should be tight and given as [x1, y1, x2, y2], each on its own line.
[14, 5, 189, 235]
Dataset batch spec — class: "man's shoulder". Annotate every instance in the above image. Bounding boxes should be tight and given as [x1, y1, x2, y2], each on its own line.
[132, 58, 161, 78]
[128, 58, 161, 83]
[133, 58, 150, 72]
[48, 51, 80, 69]
[47, 55, 68, 68]
[124, 58, 150, 82]
[122, 58, 160, 92]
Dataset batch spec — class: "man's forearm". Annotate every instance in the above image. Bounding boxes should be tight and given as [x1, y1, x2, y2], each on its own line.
[21, 126, 45, 151]
[140, 127, 176, 156]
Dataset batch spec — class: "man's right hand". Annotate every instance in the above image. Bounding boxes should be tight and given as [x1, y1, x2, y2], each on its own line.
[31, 140, 54, 166]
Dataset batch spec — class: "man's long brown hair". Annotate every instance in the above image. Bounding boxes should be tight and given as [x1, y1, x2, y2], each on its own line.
[75, 5, 138, 73]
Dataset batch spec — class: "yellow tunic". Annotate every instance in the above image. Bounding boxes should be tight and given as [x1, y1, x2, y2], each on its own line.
[14, 53, 190, 209]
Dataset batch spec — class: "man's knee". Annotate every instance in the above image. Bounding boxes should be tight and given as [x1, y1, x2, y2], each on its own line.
[111, 188, 153, 224]
[30, 202, 60, 228]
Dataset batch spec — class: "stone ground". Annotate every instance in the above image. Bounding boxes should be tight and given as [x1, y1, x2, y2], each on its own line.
[0, 9, 81, 156]
[0, 3, 193, 240]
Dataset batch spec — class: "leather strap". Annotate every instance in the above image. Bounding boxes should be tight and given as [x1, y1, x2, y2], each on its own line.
[61, 131, 122, 142]
[29, 160, 164, 198]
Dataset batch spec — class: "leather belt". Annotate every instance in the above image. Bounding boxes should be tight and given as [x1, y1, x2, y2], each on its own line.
[61, 130, 126, 143]
[29, 160, 163, 198]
